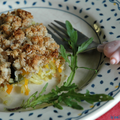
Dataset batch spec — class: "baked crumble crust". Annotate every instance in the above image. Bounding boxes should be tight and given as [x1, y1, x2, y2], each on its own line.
[0, 9, 62, 85]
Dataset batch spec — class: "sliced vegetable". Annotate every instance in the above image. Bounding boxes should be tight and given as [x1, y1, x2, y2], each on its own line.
[6, 84, 13, 94]
[24, 78, 30, 95]
[58, 64, 62, 73]
[21, 78, 30, 95]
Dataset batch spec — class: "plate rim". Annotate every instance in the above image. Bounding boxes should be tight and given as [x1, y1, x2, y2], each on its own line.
[0, 0, 119, 119]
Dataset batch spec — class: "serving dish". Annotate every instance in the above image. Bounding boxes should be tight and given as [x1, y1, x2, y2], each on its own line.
[0, 0, 120, 120]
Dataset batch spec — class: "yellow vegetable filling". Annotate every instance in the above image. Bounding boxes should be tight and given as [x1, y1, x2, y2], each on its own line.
[5, 59, 64, 95]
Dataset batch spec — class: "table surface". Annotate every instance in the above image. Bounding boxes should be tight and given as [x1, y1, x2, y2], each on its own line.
[96, 101, 120, 120]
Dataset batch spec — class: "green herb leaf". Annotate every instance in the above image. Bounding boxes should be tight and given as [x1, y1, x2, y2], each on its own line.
[62, 96, 83, 110]
[60, 45, 70, 64]
[53, 101, 63, 110]
[56, 83, 78, 93]
[78, 67, 97, 73]
[63, 90, 113, 105]
[65, 20, 74, 37]
[70, 55, 77, 71]
[65, 20, 78, 53]
[70, 30, 78, 44]
[76, 37, 93, 54]
[39, 83, 48, 96]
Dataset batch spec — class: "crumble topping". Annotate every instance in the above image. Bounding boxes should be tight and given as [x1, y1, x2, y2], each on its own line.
[0, 9, 62, 85]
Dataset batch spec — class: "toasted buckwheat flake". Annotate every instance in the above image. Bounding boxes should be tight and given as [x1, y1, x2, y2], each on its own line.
[0, 9, 62, 85]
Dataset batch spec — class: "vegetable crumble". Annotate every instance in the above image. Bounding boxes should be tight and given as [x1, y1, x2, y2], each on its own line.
[0, 9, 65, 95]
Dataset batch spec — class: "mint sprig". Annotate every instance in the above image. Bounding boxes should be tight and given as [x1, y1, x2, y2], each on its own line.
[6, 20, 113, 111]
